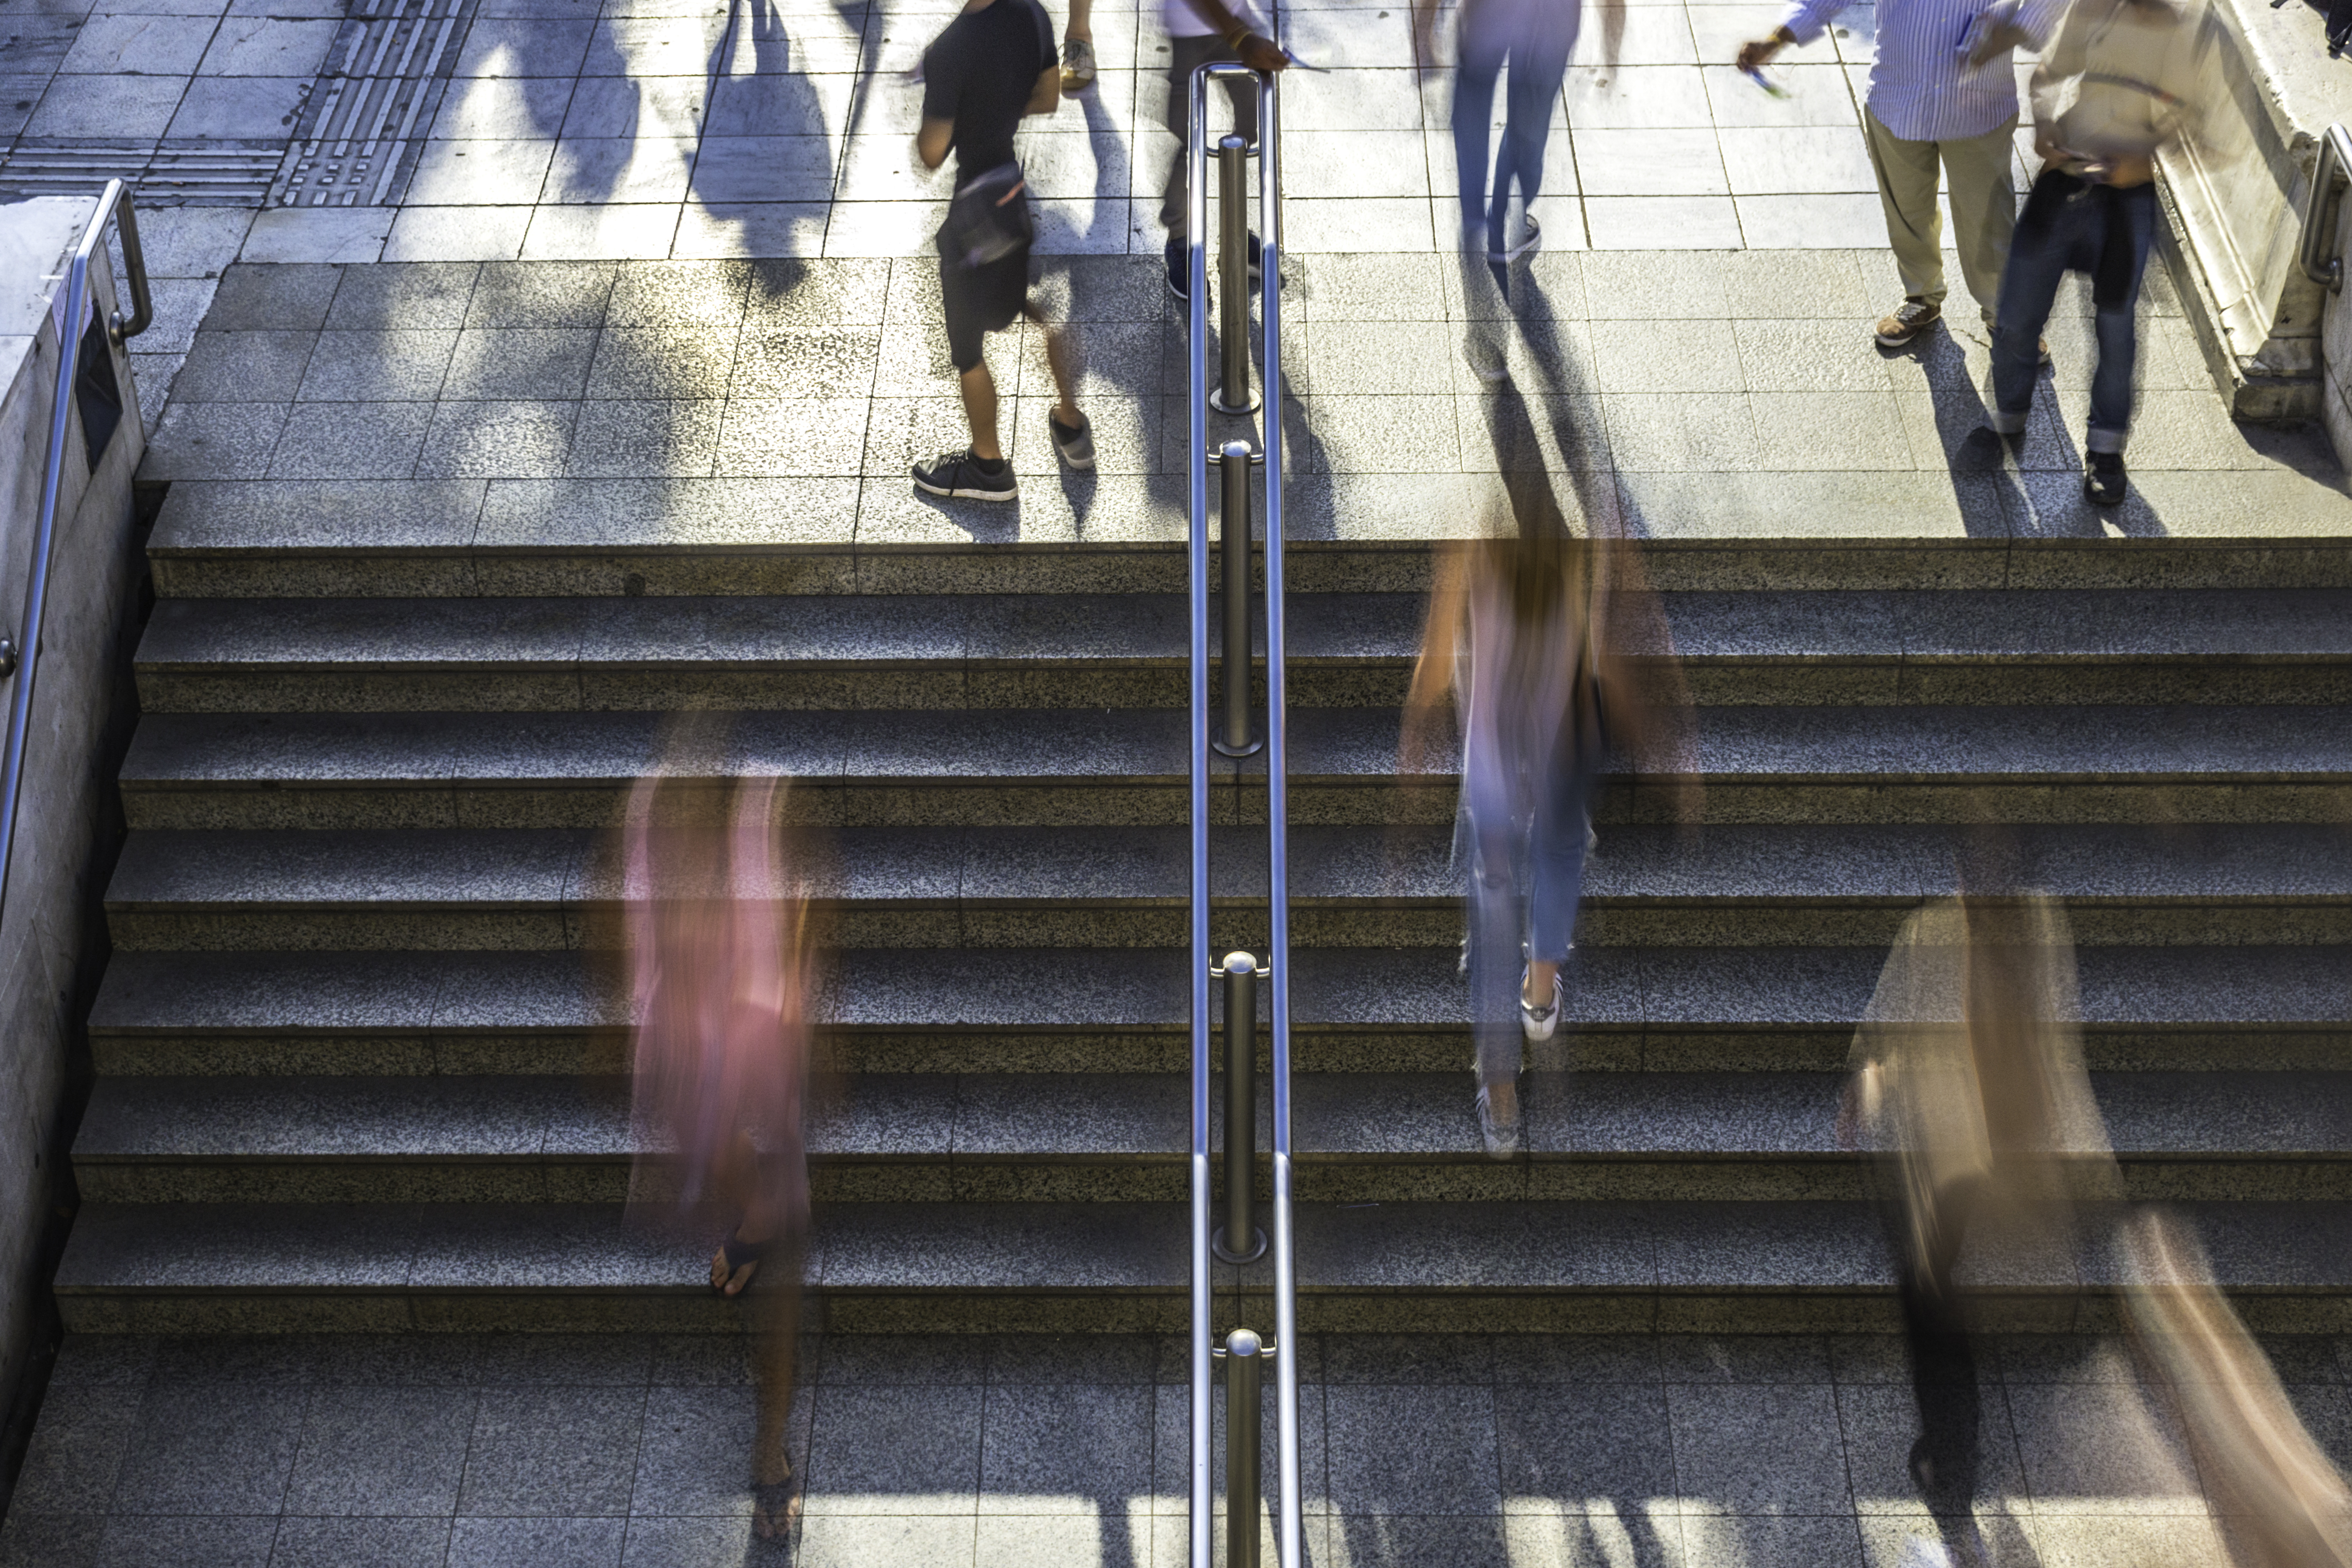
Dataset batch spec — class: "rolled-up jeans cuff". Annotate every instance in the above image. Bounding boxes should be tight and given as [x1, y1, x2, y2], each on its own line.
[2085, 426, 2127, 454]
[1986, 409, 2028, 436]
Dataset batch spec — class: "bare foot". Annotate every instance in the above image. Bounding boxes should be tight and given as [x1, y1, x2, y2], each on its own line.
[710, 1234, 766, 1295]
[753, 1452, 798, 1539]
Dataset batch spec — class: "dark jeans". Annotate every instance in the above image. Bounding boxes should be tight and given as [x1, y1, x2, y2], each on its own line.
[1160, 33, 1259, 243]
[1991, 169, 2156, 454]
[1450, 1, 1579, 250]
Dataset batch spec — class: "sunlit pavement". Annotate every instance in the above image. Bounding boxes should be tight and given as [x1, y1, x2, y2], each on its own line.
[4, 1328, 2327, 1566]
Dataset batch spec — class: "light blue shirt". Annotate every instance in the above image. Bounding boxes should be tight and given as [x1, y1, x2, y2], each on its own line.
[1779, 0, 2062, 142]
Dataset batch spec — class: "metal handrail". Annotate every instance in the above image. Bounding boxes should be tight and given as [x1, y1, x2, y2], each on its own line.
[1187, 61, 1297, 1568]
[2298, 122, 2352, 291]
[0, 179, 152, 932]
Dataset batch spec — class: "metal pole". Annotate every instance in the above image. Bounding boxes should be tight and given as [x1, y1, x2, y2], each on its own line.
[1210, 134, 1258, 415]
[1256, 70, 1304, 1568]
[1211, 441, 1260, 759]
[1225, 1329, 1264, 1568]
[1213, 952, 1264, 1263]
[1184, 60, 1218, 1568]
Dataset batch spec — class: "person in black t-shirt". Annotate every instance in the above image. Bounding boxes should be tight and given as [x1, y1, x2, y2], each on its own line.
[912, 0, 1095, 504]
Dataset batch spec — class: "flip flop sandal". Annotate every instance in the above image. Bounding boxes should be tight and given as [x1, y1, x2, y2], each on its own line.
[712, 1230, 770, 1295]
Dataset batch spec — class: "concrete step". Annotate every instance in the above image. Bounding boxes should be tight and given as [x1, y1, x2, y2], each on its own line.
[53, 1197, 2352, 1334]
[87, 944, 2352, 1077]
[101, 824, 2352, 952]
[113, 704, 2352, 831]
[131, 590, 2352, 712]
[70, 1071, 2352, 1206]
[142, 481, 2352, 599]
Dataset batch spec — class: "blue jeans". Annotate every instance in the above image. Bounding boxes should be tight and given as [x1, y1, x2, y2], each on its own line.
[1464, 757, 1594, 1088]
[1991, 171, 2156, 454]
[1451, 1, 1579, 252]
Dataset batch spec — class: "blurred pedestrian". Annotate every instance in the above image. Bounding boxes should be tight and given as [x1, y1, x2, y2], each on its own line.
[1401, 528, 1697, 1158]
[1844, 841, 2118, 1562]
[1415, 0, 1579, 267]
[1159, 0, 1287, 301]
[621, 765, 816, 1538]
[1738, 0, 2059, 347]
[2122, 1210, 2352, 1568]
[912, 0, 1096, 502]
[1986, 0, 2213, 505]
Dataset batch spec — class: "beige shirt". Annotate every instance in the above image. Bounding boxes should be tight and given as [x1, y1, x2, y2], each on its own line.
[2029, 0, 2211, 168]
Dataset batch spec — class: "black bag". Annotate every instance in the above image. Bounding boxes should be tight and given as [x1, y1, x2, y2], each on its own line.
[938, 161, 1035, 269]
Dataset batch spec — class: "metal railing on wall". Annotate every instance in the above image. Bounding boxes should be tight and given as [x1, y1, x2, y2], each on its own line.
[0, 179, 152, 931]
[2298, 122, 2352, 291]
[1184, 59, 1298, 1568]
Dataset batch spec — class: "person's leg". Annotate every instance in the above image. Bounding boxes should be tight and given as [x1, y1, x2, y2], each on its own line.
[1490, 9, 1576, 249]
[1160, 35, 1221, 241]
[1467, 815, 1525, 1116]
[1020, 299, 1084, 427]
[1065, 0, 1090, 42]
[1987, 172, 2076, 430]
[1940, 115, 2021, 322]
[1451, 18, 1506, 241]
[1522, 761, 1592, 1013]
[2085, 184, 2157, 454]
[1862, 107, 1952, 306]
[958, 362, 1004, 460]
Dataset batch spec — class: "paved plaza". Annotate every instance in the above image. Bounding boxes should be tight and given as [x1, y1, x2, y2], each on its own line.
[9, 1328, 2348, 1567]
[13, 0, 2334, 538]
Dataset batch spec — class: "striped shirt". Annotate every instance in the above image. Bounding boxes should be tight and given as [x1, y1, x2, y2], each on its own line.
[1780, 0, 2064, 141]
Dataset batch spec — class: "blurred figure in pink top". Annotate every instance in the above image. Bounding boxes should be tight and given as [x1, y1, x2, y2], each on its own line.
[620, 757, 815, 1536]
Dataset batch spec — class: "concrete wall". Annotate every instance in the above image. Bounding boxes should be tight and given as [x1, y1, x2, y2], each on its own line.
[2158, 0, 2352, 423]
[0, 196, 145, 1466]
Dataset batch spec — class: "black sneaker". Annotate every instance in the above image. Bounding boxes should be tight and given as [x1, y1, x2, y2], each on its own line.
[1165, 234, 1264, 302]
[1048, 410, 1095, 469]
[913, 447, 1017, 501]
[2083, 450, 2126, 505]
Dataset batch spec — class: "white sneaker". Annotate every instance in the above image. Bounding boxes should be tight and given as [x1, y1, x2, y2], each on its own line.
[1489, 209, 1541, 263]
[1519, 968, 1562, 1044]
[1475, 1084, 1521, 1159]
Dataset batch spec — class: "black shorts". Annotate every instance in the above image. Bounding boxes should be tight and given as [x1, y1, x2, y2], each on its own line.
[940, 247, 1029, 373]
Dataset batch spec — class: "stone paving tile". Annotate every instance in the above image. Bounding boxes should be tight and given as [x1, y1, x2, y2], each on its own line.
[17, 1332, 2326, 1564]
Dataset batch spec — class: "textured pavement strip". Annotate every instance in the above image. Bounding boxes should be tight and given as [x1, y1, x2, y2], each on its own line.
[5, 1329, 2345, 1566]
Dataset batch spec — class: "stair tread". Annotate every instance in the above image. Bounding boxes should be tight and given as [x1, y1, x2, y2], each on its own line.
[103, 824, 2352, 911]
[71, 1071, 2352, 1163]
[114, 705, 2352, 789]
[55, 1199, 2352, 1295]
[132, 590, 2352, 671]
[87, 944, 2352, 1034]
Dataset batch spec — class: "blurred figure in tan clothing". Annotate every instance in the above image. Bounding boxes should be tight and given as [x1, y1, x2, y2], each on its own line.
[2122, 1210, 2352, 1568]
[1844, 843, 2117, 1565]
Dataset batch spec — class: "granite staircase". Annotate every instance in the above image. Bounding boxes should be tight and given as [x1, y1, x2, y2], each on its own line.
[53, 492, 2352, 1338]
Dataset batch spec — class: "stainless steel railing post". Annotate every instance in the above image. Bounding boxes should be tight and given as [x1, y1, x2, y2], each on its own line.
[1224, 1329, 1265, 1568]
[1211, 134, 1258, 415]
[1212, 952, 1265, 1263]
[1190, 59, 1293, 1568]
[1209, 441, 1262, 758]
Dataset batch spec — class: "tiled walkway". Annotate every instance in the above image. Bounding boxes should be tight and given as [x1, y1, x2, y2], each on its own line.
[8, 1328, 2345, 1567]
[25, 0, 1960, 264]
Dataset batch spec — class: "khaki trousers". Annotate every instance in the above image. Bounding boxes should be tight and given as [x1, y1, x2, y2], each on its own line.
[1862, 107, 2019, 317]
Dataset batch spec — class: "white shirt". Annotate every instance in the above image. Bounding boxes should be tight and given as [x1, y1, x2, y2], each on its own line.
[1778, 0, 2061, 142]
[1163, 0, 1265, 38]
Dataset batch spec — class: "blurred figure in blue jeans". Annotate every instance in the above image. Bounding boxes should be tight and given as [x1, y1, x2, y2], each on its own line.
[1414, 0, 1579, 266]
[1987, 0, 2213, 505]
[1400, 526, 1697, 1157]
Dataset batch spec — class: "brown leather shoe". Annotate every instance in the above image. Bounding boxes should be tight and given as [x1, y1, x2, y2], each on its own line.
[1874, 297, 1942, 347]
